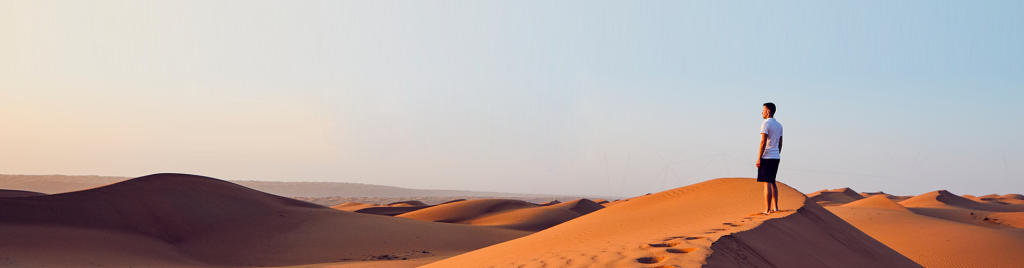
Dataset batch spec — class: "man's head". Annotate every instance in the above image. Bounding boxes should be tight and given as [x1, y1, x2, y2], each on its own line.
[762, 102, 776, 119]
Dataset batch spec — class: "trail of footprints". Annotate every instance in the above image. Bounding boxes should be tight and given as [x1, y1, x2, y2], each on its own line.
[632, 214, 771, 267]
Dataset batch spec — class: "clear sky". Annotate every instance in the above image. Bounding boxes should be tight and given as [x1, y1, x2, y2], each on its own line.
[1, 1, 1022, 197]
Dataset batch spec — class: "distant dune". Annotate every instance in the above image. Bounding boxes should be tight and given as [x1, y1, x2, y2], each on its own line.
[806, 187, 865, 206]
[0, 174, 606, 200]
[295, 195, 603, 207]
[331, 201, 430, 216]
[830, 189, 1024, 268]
[423, 178, 920, 268]
[0, 173, 529, 267]
[5, 173, 1022, 267]
[394, 198, 603, 232]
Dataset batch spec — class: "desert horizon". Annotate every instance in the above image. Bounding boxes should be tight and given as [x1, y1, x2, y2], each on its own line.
[2, 172, 1023, 267]
[3, 1, 1022, 267]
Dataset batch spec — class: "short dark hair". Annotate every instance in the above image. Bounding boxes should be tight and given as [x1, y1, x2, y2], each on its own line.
[763, 102, 776, 116]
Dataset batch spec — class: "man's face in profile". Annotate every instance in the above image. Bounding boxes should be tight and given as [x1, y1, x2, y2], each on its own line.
[762, 106, 770, 119]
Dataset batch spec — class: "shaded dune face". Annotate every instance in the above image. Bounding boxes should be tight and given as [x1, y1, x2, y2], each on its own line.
[0, 173, 530, 267]
[423, 178, 919, 268]
[806, 188, 865, 206]
[550, 199, 604, 215]
[395, 198, 604, 231]
[0, 189, 46, 198]
[705, 200, 921, 268]
[0, 173, 324, 243]
[331, 201, 431, 216]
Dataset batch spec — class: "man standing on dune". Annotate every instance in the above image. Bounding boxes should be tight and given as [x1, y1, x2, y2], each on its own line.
[757, 102, 783, 214]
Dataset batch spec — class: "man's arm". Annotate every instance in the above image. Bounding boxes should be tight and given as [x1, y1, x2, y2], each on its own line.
[778, 136, 783, 153]
[757, 133, 767, 168]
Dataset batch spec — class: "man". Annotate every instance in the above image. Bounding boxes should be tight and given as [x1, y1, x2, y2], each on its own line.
[756, 102, 783, 214]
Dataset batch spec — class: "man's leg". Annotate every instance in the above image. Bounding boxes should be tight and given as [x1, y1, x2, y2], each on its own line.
[770, 182, 779, 212]
[763, 182, 773, 214]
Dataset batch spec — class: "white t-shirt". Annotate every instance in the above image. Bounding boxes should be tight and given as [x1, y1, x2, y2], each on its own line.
[760, 118, 783, 159]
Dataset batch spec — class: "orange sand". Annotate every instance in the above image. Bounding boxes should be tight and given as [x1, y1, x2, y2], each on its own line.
[6, 172, 1022, 268]
[423, 178, 919, 268]
[395, 198, 602, 231]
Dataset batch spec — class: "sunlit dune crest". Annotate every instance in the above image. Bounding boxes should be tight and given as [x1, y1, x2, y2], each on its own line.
[423, 178, 920, 268]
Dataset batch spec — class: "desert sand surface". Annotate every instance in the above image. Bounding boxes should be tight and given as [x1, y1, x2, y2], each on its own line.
[423, 178, 920, 268]
[0, 173, 529, 267]
[331, 201, 431, 216]
[806, 187, 865, 206]
[297, 195, 606, 207]
[0, 189, 45, 198]
[829, 190, 1024, 268]
[395, 198, 602, 231]
[7, 172, 1023, 267]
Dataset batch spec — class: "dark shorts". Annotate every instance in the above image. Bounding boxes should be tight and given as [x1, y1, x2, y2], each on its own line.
[757, 158, 781, 183]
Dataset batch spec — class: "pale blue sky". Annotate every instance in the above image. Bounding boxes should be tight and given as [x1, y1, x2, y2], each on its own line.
[1, 1, 1021, 197]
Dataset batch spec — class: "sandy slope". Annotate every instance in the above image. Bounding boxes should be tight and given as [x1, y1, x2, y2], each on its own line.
[331, 201, 430, 216]
[806, 187, 865, 206]
[550, 199, 605, 215]
[0, 189, 45, 197]
[842, 195, 914, 213]
[829, 189, 1024, 268]
[0, 173, 529, 267]
[395, 198, 599, 231]
[829, 206, 1024, 268]
[423, 178, 919, 268]
[900, 190, 1024, 212]
[861, 191, 914, 202]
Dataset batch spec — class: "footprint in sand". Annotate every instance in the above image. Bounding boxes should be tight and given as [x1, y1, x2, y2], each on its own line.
[666, 248, 697, 254]
[647, 242, 681, 248]
[636, 256, 666, 264]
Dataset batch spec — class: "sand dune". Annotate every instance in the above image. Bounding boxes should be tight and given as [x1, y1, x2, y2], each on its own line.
[900, 190, 1024, 212]
[896, 190, 1024, 230]
[0, 174, 594, 199]
[987, 194, 1024, 205]
[829, 205, 1024, 268]
[537, 200, 561, 206]
[0, 189, 45, 198]
[861, 191, 914, 202]
[806, 187, 865, 206]
[549, 198, 604, 215]
[423, 178, 920, 268]
[0, 173, 529, 267]
[985, 212, 1024, 228]
[330, 201, 430, 216]
[395, 198, 596, 231]
[841, 195, 914, 213]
